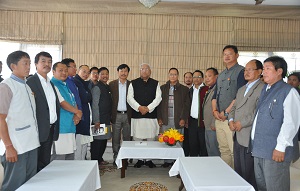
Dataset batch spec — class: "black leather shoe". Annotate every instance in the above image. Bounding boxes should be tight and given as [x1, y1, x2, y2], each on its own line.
[134, 160, 144, 168]
[145, 160, 156, 168]
[161, 162, 172, 168]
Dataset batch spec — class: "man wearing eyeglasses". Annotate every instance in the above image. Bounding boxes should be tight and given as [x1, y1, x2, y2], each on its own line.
[157, 68, 190, 167]
[188, 70, 208, 156]
[127, 63, 162, 168]
[228, 59, 264, 189]
[73, 65, 93, 160]
[212, 45, 247, 168]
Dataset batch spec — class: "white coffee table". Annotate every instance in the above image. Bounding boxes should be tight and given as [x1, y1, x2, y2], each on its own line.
[17, 160, 101, 191]
[169, 157, 255, 191]
[116, 141, 184, 178]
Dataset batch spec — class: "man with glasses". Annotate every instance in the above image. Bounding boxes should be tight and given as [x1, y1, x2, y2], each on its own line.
[127, 63, 162, 168]
[188, 70, 208, 156]
[157, 68, 190, 167]
[74, 65, 93, 160]
[228, 59, 264, 189]
[212, 45, 247, 167]
[89, 67, 99, 88]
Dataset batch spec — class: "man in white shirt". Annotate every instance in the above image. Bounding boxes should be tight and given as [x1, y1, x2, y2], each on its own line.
[251, 56, 300, 191]
[0, 51, 40, 190]
[127, 63, 162, 168]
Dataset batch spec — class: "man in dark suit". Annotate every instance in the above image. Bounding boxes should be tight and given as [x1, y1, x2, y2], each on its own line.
[26, 52, 60, 171]
[27, 52, 82, 171]
[188, 70, 208, 156]
[109, 64, 132, 164]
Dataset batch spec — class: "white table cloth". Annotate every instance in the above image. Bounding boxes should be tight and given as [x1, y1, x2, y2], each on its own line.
[169, 157, 255, 191]
[17, 160, 101, 191]
[116, 141, 185, 168]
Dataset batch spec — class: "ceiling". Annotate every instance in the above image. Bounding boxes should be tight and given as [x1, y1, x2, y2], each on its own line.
[0, 0, 299, 19]
[162, 0, 300, 6]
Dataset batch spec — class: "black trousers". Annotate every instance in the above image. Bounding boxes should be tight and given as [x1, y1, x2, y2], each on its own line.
[37, 124, 54, 172]
[183, 126, 190, 156]
[91, 139, 107, 163]
[234, 135, 257, 190]
[188, 117, 208, 157]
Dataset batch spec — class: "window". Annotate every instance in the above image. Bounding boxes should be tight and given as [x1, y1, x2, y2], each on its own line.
[0, 41, 62, 79]
[238, 51, 300, 76]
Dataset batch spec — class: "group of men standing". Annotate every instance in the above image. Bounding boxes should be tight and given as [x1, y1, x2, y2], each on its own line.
[0, 43, 299, 191]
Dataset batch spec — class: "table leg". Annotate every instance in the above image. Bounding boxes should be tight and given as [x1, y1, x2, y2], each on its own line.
[121, 159, 126, 178]
[177, 175, 184, 191]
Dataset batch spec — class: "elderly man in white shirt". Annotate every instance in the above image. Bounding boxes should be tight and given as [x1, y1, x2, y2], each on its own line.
[127, 63, 162, 168]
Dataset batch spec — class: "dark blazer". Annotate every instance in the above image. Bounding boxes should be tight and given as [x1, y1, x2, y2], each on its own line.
[189, 85, 209, 128]
[27, 73, 60, 142]
[109, 79, 132, 124]
[157, 81, 190, 129]
[74, 74, 92, 135]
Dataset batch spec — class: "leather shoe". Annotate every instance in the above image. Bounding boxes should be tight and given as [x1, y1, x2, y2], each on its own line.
[134, 160, 144, 168]
[161, 162, 172, 168]
[145, 160, 156, 168]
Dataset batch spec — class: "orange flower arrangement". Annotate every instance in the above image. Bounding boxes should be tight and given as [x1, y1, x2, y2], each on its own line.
[158, 128, 184, 146]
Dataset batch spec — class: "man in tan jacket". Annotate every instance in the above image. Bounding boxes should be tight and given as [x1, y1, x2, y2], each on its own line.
[203, 68, 220, 156]
[228, 59, 264, 189]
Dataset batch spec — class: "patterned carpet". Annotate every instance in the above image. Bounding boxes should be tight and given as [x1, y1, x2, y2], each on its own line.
[99, 165, 117, 176]
[129, 181, 168, 191]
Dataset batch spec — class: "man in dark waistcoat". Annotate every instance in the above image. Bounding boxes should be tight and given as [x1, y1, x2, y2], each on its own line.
[251, 56, 300, 191]
[127, 63, 162, 168]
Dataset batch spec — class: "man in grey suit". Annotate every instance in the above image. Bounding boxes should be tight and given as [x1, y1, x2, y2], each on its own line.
[109, 64, 132, 164]
[228, 59, 264, 189]
[203, 68, 220, 156]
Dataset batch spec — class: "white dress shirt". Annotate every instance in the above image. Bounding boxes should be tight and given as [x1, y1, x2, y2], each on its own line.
[117, 80, 127, 111]
[190, 85, 200, 119]
[37, 73, 57, 124]
[251, 87, 300, 152]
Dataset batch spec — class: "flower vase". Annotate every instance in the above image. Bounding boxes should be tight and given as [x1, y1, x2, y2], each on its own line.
[165, 142, 176, 146]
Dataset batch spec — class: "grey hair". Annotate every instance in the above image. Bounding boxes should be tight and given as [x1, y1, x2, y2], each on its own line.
[140, 63, 151, 69]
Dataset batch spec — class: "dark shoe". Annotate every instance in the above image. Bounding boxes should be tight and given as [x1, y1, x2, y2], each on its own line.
[161, 162, 172, 168]
[145, 160, 156, 168]
[129, 159, 133, 163]
[113, 161, 117, 167]
[134, 160, 144, 168]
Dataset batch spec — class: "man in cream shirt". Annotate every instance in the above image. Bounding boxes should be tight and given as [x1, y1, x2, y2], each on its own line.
[0, 51, 40, 191]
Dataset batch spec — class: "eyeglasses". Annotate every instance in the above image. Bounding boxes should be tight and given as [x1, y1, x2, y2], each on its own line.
[68, 66, 76, 69]
[140, 68, 149, 71]
[193, 76, 202, 78]
[169, 74, 178, 77]
[244, 68, 259, 72]
[91, 72, 99, 75]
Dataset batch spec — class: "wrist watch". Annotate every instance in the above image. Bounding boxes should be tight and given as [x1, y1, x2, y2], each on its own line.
[224, 111, 229, 117]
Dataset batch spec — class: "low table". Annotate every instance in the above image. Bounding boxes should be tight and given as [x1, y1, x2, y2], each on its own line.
[169, 157, 255, 191]
[17, 160, 101, 191]
[116, 141, 185, 178]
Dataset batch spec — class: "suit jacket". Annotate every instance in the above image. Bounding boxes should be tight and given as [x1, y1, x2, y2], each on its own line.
[228, 79, 264, 147]
[109, 79, 132, 124]
[157, 81, 190, 129]
[189, 85, 209, 128]
[27, 73, 60, 142]
[202, 84, 216, 131]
